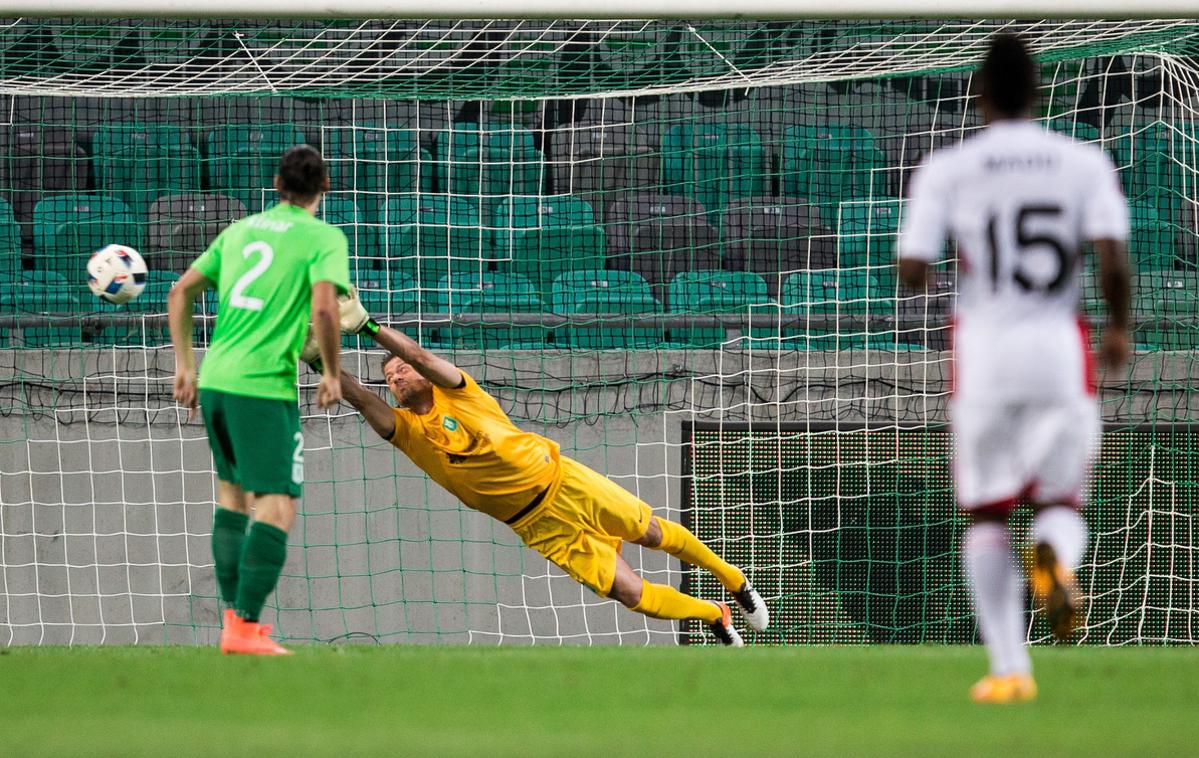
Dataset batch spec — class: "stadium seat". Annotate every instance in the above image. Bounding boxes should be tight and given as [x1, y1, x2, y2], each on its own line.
[603, 194, 721, 298]
[435, 124, 545, 221]
[147, 192, 248, 273]
[491, 195, 605, 297]
[604, 193, 721, 295]
[383, 194, 491, 292]
[345, 268, 423, 349]
[1110, 121, 1193, 226]
[323, 127, 423, 222]
[720, 196, 836, 296]
[781, 124, 885, 208]
[0, 197, 22, 274]
[1128, 202, 1178, 270]
[31, 194, 143, 276]
[668, 270, 771, 347]
[0, 270, 81, 346]
[433, 271, 546, 348]
[0, 127, 88, 223]
[92, 125, 201, 215]
[550, 269, 663, 349]
[548, 120, 659, 212]
[1046, 118, 1102, 144]
[660, 123, 767, 212]
[836, 198, 903, 269]
[317, 194, 376, 260]
[1133, 270, 1198, 350]
[205, 124, 305, 211]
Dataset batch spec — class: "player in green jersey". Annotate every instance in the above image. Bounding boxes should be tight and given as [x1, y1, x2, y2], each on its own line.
[168, 145, 350, 655]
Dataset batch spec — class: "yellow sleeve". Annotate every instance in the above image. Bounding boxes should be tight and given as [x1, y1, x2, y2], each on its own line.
[441, 370, 483, 398]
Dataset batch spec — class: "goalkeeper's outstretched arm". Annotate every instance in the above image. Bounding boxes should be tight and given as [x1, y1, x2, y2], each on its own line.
[337, 288, 463, 389]
[339, 370, 397, 441]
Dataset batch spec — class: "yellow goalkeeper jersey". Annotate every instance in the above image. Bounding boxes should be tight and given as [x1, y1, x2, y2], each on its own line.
[389, 372, 561, 522]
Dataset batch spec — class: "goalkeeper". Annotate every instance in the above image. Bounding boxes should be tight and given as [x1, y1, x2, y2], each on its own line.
[310, 291, 768, 645]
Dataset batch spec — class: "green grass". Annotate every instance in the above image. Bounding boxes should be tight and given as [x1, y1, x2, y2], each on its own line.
[1, 646, 1196, 757]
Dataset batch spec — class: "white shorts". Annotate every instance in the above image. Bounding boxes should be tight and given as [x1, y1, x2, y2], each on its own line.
[951, 396, 1100, 511]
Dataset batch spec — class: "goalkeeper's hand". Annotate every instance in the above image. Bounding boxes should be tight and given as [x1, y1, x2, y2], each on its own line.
[299, 327, 324, 374]
[338, 285, 380, 336]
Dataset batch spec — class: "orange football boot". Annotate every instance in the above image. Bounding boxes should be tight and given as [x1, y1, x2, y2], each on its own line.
[970, 673, 1038, 704]
[220, 609, 292, 656]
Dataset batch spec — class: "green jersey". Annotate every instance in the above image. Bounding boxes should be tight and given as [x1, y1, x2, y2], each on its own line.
[193, 202, 350, 402]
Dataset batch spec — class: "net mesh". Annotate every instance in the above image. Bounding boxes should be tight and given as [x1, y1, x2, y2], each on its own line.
[0, 18, 1195, 646]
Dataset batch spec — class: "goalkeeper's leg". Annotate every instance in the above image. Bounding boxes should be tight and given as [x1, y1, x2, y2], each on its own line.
[635, 517, 768, 631]
[606, 555, 743, 647]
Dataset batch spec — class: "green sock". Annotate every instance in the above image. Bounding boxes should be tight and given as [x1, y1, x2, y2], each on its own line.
[211, 508, 249, 606]
[234, 522, 289, 623]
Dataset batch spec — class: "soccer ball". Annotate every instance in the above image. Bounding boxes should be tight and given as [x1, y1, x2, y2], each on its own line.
[87, 244, 148, 305]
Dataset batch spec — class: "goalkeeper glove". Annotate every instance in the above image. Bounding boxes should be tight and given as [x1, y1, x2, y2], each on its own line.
[338, 285, 381, 336]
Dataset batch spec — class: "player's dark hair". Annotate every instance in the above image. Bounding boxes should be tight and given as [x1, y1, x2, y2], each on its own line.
[381, 354, 400, 376]
[979, 33, 1038, 116]
[277, 144, 327, 202]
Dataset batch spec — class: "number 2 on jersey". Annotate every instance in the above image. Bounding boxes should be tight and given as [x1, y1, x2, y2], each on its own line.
[229, 241, 274, 311]
[985, 204, 1075, 294]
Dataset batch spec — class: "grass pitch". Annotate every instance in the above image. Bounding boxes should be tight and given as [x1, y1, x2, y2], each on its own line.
[1, 645, 1195, 757]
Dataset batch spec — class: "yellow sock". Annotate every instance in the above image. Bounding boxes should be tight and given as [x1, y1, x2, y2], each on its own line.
[632, 579, 721, 623]
[655, 517, 746, 592]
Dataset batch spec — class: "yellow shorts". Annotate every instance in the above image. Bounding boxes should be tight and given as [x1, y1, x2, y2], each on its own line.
[509, 456, 654, 597]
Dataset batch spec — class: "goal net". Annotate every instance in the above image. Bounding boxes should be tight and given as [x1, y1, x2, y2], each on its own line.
[0, 18, 1196, 646]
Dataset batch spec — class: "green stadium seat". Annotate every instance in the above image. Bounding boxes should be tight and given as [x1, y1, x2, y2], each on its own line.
[1046, 118, 1102, 144]
[668, 270, 771, 348]
[317, 194, 377, 260]
[1127, 202, 1178, 270]
[435, 124, 544, 220]
[0, 271, 81, 346]
[491, 195, 605, 297]
[1110, 121, 1193, 227]
[837, 198, 903, 270]
[0, 196, 22, 274]
[660, 123, 767, 212]
[383, 194, 491, 293]
[1133, 270, 1198, 350]
[206, 125, 305, 211]
[92, 125, 201, 215]
[433, 271, 546, 349]
[550, 270, 662, 349]
[323, 127, 423, 222]
[31, 194, 144, 276]
[344, 268, 423, 350]
[782, 124, 884, 208]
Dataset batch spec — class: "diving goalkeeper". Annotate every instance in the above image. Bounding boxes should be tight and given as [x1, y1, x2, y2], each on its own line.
[309, 291, 768, 645]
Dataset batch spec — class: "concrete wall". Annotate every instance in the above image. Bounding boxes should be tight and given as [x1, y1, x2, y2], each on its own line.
[0, 347, 1193, 645]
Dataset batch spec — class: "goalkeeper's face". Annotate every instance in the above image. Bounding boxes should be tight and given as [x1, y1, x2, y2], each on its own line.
[383, 357, 432, 408]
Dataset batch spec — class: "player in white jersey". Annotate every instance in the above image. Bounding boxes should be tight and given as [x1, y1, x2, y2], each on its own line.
[898, 34, 1132, 704]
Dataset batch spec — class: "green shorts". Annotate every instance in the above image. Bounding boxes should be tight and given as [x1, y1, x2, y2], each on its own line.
[199, 389, 303, 498]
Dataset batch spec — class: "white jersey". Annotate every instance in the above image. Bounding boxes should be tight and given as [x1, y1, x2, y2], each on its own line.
[899, 120, 1129, 402]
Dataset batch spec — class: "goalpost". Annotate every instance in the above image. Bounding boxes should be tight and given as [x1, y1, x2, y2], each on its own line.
[0, 12, 1195, 646]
